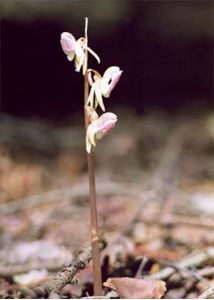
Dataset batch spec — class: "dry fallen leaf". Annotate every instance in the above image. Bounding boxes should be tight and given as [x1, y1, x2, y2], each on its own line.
[104, 277, 166, 299]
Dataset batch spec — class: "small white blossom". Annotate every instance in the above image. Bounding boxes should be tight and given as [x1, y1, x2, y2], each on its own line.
[86, 112, 117, 153]
[60, 32, 100, 74]
[87, 66, 122, 111]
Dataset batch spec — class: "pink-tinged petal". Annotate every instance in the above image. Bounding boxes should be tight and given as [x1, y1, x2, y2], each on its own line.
[102, 66, 121, 83]
[96, 113, 117, 138]
[100, 121, 116, 134]
[106, 70, 123, 96]
[85, 113, 117, 153]
[100, 66, 123, 98]
[60, 32, 76, 54]
[99, 112, 118, 123]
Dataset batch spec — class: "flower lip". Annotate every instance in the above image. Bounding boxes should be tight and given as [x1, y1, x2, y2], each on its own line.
[106, 70, 123, 97]
[86, 112, 117, 153]
[100, 67, 123, 98]
[93, 112, 117, 137]
[99, 112, 117, 122]
[99, 120, 116, 134]
[60, 32, 76, 54]
[102, 66, 121, 83]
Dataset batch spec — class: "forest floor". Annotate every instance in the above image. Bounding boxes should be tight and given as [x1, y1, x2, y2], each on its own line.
[0, 108, 214, 299]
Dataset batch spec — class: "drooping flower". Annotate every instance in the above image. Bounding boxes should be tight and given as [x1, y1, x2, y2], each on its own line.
[87, 66, 122, 111]
[86, 112, 117, 153]
[60, 32, 100, 74]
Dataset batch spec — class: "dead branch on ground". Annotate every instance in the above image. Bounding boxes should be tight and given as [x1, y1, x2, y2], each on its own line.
[0, 182, 140, 215]
[18, 239, 107, 299]
[161, 214, 214, 229]
[198, 286, 214, 299]
[150, 247, 214, 281]
[0, 260, 68, 278]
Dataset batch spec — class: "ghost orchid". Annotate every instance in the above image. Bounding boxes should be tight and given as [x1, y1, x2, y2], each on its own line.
[86, 112, 117, 153]
[60, 32, 100, 74]
[60, 19, 123, 296]
[87, 66, 122, 111]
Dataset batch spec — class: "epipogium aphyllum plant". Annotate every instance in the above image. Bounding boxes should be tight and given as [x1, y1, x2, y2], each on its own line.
[60, 18, 122, 295]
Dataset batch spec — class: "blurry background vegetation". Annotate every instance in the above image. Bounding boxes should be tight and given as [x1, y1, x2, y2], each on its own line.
[1, 0, 213, 119]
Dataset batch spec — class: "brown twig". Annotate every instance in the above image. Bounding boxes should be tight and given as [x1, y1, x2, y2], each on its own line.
[18, 239, 107, 299]
[150, 247, 214, 281]
[159, 260, 211, 288]
[198, 267, 214, 278]
[84, 17, 102, 296]
[198, 286, 214, 299]
[0, 182, 140, 215]
[0, 261, 66, 278]
[161, 214, 214, 229]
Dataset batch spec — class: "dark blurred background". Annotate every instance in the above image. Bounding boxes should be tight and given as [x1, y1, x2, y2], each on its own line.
[1, 0, 213, 120]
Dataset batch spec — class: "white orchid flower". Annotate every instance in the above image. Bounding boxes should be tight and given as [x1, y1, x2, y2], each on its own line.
[86, 112, 117, 153]
[60, 32, 100, 74]
[87, 66, 123, 111]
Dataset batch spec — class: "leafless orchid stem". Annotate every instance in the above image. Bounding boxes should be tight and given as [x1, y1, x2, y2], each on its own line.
[60, 17, 122, 296]
[84, 17, 102, 296]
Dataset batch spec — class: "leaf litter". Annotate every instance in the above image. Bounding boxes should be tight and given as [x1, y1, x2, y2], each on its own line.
[0, 109, 213, 298]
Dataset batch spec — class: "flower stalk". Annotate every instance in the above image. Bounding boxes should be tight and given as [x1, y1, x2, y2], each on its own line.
[60, 17, 122, 296]
[84, 17, 102, 296]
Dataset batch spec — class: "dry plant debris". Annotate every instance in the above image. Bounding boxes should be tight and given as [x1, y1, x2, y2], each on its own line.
[104, 277, 166, 299]
[0, 110, 213, 298]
